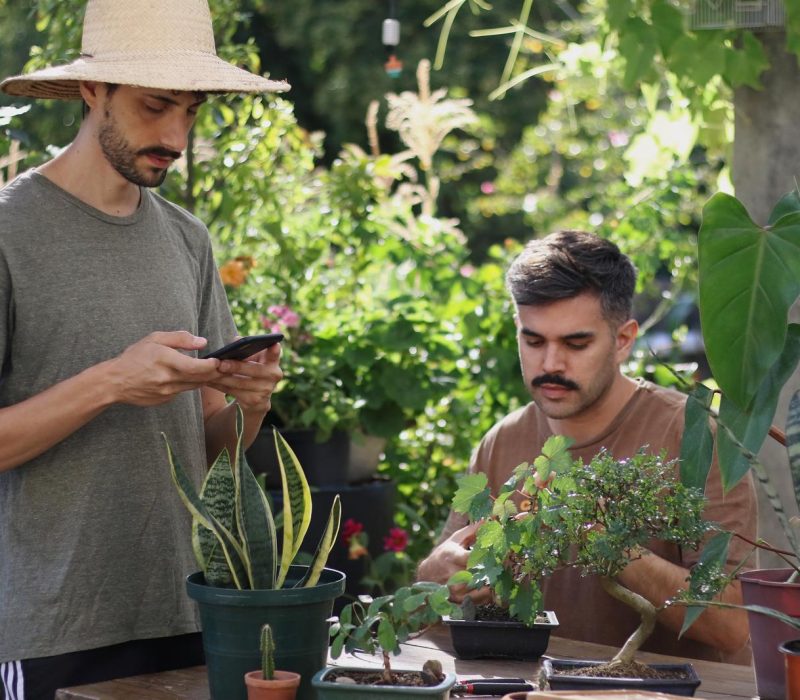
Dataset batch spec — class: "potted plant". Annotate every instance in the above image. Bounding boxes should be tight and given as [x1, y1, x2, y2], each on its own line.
[245, 624, 302, 700]
[449, 436, 707, 695]
[163, 407, 345, 700]
[676, 188, 800, 700]
[313, 582, 458, 698]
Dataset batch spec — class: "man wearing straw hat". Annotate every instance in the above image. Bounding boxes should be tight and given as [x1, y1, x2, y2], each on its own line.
[0, 1, 289, 697]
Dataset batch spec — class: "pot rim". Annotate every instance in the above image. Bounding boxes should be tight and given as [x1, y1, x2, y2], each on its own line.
[541, 657, 701, 686]
[442, 610, 559, 629]
[738, 568, 800, 588]
[244, 669, 302, 688]
[312, 666, 457, 692]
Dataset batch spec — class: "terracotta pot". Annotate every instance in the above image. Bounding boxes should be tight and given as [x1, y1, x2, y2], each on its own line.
[739, 568, 800, 700]
[245, 670, 301, 700]
[780, 639, 800, 700]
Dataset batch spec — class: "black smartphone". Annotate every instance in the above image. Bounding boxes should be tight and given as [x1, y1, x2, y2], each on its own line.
[201, 333, 284, 361]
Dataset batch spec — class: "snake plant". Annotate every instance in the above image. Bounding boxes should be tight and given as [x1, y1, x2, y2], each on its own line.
[163, 407, 341, 589]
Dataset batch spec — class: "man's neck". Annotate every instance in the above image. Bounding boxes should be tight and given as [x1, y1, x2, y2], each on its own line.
[37, 128, 141, 218]
[545, 374, 639, 445]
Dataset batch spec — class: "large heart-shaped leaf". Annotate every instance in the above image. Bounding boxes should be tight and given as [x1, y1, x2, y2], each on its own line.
[698, 192, 800, 409]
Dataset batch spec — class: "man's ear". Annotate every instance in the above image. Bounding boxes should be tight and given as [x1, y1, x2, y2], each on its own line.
[615, 318, 638, 361]
[78, 81, 102, 111]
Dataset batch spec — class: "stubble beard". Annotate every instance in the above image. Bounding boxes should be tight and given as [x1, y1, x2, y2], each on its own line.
[530, 359, 618, 421]
[98, 107, 168, 188]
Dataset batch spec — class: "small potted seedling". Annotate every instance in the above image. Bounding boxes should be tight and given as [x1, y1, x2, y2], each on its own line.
[313, 582, 458, 698]
[244, 624, 302, 700]
[450, 436, 709, 696]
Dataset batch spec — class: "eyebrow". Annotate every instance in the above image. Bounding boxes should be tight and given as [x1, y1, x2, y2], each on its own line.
[146, 93, 207, 108]
[520, 328, 595, 341]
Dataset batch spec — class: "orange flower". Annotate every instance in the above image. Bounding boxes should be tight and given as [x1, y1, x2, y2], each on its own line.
[219, 259, 248, 287]
[348, 541, 369, 560]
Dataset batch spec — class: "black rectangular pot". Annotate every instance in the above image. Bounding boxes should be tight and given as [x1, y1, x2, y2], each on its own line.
[442, 611, 558, 660]
[541, 657, 701, 697]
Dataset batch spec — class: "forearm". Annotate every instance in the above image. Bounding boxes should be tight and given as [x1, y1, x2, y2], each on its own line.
[202, 392, 266, 466]
[0, 361, 117, 472]
[617, 550, 749, 654]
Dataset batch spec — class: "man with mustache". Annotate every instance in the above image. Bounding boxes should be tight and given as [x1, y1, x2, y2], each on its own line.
[0, 1, 289, 697]
[417, 230, 756, 664]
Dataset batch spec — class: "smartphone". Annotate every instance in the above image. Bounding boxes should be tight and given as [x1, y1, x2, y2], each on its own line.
[201, 333, 284, 361]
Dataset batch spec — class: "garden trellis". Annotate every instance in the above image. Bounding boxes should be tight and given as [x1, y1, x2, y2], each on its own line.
[689, 0, 786, 30]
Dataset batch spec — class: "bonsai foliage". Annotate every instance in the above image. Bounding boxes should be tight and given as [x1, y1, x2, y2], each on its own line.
[261, 623, 275, 680]
[328, 582, 456, 684]
[450, 436, 710, 665]
[163, 406, 341, 590]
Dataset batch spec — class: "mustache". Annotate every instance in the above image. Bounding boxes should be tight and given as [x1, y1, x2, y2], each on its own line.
[137, 146, 182, 160]
[532, 374, 580, 391]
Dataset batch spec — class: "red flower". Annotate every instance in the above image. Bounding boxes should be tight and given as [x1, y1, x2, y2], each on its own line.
[382, 527, 408, 553]
[341, 518, 364, 545]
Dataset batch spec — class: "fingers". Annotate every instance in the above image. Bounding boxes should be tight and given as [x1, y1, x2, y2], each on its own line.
[451, 521, 482, 549]
[147, 330, 209, 352]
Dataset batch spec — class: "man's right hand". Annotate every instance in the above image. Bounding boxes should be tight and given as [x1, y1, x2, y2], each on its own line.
[106, 331, 222, 406]
[416, 522, 492, 604]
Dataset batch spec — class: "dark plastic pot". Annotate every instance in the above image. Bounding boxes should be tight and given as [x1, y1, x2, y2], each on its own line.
[739, 568, 800, 700]
[540, 658, 701, 696]
[442, 611, 559, 660]
[246, 427, 351, 488]
[186, 566, 346, 700]
[312, 667, 457, 699]
[779, 639, 800, 700]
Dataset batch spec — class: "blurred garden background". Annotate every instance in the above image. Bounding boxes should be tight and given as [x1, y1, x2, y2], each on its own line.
[2, 0, 799, 586]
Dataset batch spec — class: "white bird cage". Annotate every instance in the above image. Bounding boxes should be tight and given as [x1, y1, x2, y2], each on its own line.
[689, 0, 785, 29]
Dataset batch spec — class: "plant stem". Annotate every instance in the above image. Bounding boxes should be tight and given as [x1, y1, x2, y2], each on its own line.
[600, 576, 657, 665]
[382, 650, 394, 684]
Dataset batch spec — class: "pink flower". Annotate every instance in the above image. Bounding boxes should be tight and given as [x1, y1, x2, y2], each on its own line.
[459, 264, 475, 278]
[480, 181, 495, 195]
[341, 518, 364, 545]
[382, 527, 408, 553]
[260, 316, 283, 334]
[608, 130, 629, 148]
[266, 305, 301, 329]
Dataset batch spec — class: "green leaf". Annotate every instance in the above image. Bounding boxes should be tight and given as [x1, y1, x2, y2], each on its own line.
[680, 384, 715, 491]
[681, 532, 732, 636]
[235, 424, 277, 589]
[717, 325, 800, 491]
[297, 495, 341, 588]
[377, 618, 398, 653]
[651, 0, 684, 56]
[768, 189, 800, 226]
[723, 32, 768, 90]
[698, 192, 800, 409]
[618, 18, 657, 90]
[452, 472, 489, 515]
[274, 428, 312, 587]
[193, 449, 236, 586]
[447, 570, 473, 586]
[787, 390, 800, 514]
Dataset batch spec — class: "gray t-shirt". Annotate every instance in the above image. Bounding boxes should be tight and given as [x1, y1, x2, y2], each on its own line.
[0, 171, 236, 661]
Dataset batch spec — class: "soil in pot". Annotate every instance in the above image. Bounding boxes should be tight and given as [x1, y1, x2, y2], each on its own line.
[313, 666, 457, 698]
[324, 670, 437, 687]
[541, 658, 701, 697]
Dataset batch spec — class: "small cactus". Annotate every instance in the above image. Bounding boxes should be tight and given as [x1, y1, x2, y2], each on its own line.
[261, 623, 275, 680]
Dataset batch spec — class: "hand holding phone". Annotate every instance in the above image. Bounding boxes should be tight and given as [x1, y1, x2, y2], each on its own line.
[201, 333, 284, 361]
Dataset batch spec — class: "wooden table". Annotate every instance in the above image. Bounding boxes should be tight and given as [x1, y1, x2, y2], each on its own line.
[55, 626, 757, 699]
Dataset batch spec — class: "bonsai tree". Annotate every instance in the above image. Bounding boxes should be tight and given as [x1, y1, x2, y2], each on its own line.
[328, 582, 456, 685]
[163, 406, 341, 590]
[449, 435, 710, 670]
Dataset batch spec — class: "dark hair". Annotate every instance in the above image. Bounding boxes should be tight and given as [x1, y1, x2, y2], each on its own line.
[82, 82, 119, 117]
[505, 230, 637, 325]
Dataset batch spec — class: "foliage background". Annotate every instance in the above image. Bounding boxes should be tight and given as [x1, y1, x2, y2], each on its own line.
[2, 0, 784, 565]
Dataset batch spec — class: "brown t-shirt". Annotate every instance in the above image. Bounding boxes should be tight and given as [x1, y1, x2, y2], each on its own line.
[439, 379, 757, 664]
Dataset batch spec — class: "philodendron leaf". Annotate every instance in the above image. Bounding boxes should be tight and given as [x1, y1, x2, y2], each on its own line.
[274, 428, 312, 588]
[295, 494, 342, 588]
[698, 192, 800, 410]
[787, 390, 800, 513]
[163, 436, 247, 589]
[717, 324, 800, 491]
[767, 189, 800, 226]
[193, 448, 236, 586]
[680, 531, 732, 637]
[680, 383, 715, 491]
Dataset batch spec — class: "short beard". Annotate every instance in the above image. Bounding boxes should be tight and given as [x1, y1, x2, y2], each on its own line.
[98, 107, 168, 188]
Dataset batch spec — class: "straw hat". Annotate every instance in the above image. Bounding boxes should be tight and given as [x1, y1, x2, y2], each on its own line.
[0, 0, 289, 100]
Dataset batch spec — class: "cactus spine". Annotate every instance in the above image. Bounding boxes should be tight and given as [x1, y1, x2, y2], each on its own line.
[261, 623, 275, 680]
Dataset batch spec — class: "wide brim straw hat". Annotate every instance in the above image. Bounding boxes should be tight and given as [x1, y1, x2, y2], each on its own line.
[0, 0, 289, 100]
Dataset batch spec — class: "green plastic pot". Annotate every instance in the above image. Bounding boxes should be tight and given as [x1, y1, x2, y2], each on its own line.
[312, 667, 457, 699]
[187, 566, 346, 700]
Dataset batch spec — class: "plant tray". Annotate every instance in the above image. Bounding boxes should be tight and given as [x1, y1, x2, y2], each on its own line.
[312, 666, 456, 699]
[443, 611, 559, 660]
[541, 659, 701, 697]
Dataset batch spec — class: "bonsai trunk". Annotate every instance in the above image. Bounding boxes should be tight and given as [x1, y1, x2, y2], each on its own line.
[600, 576, 657, 665]
[382, 649, 394, 684]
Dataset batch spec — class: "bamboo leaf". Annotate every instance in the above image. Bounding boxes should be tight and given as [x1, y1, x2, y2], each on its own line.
[698, 192, 800, 409]
[274, 428, 312, 587]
